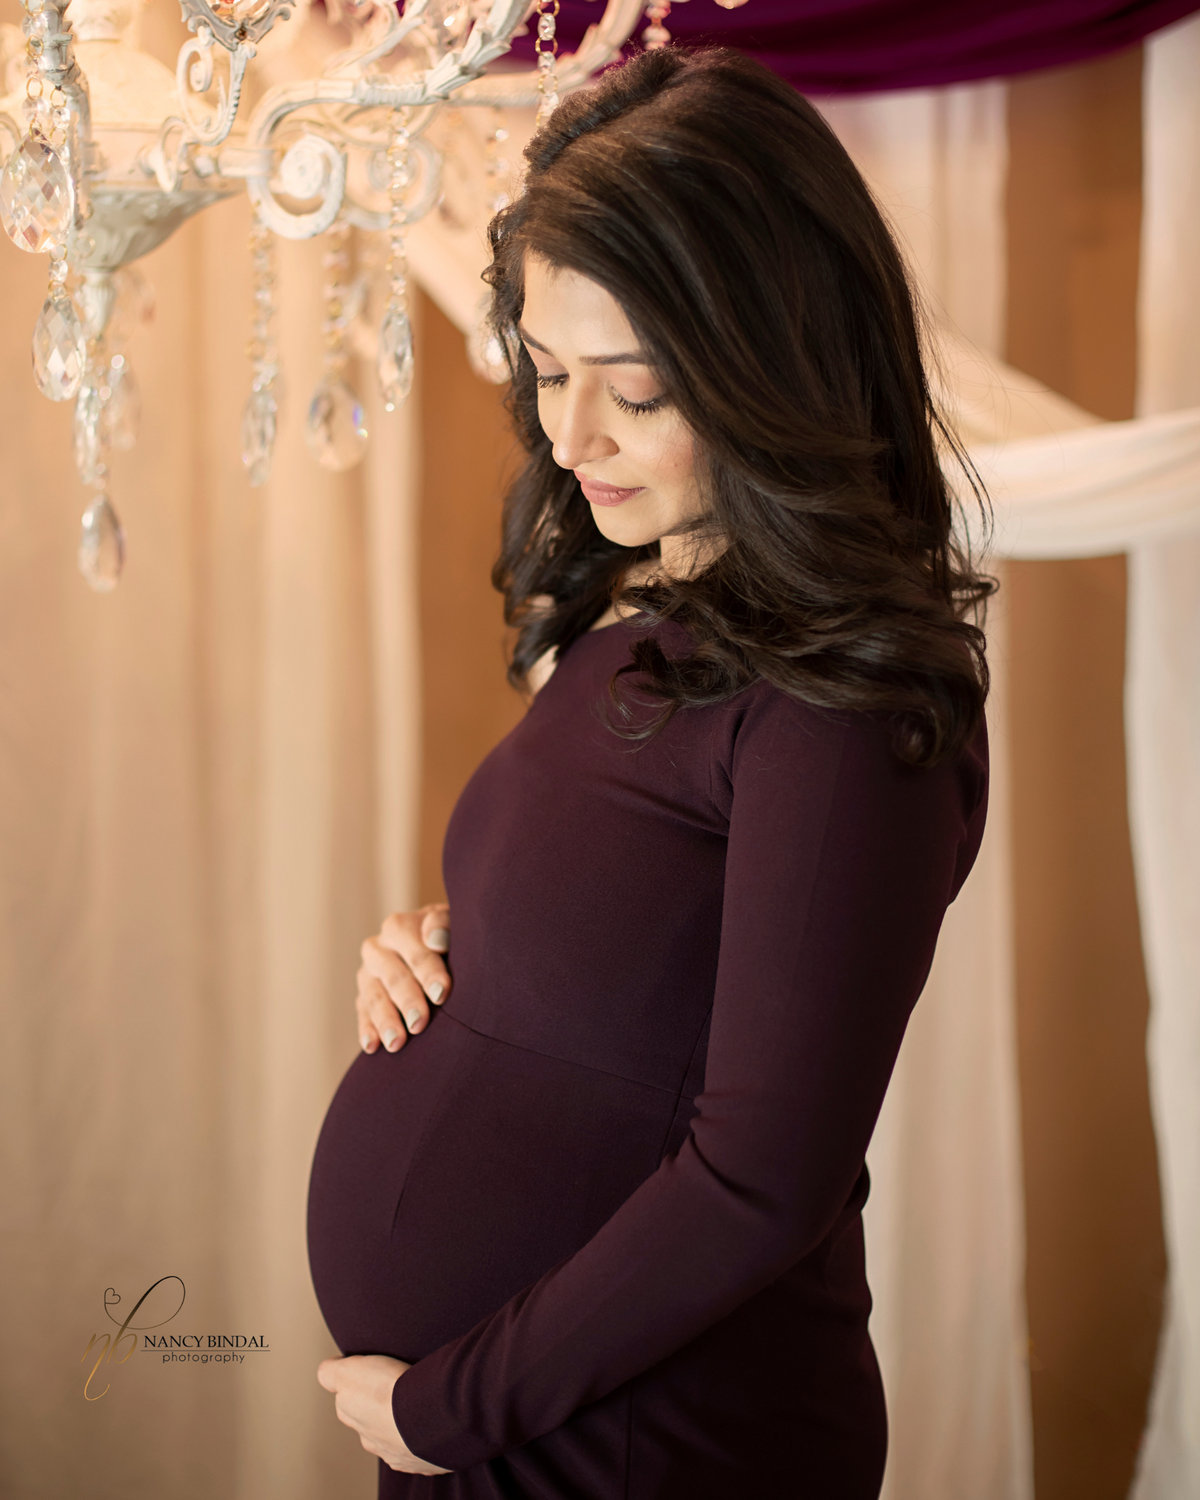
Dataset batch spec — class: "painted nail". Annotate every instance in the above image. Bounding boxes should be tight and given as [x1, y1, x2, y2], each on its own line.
[382, 1028, 400, 1050]
[426, 981, 444, 1005]
[428, 928, 450, 952]
[406, 1011, 423, 1032]
[360, 1035, 372, 1052]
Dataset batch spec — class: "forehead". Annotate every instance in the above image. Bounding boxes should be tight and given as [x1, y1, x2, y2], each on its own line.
[521, 256, 642, 358]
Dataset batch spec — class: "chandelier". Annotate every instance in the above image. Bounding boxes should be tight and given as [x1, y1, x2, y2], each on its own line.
[0, 0, 745, 591]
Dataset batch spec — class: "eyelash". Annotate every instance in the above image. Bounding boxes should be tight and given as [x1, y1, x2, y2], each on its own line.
[534, 373, 666, 417]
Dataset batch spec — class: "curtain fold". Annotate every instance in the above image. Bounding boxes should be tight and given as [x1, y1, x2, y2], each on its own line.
[1128, 15, 1200, 1497]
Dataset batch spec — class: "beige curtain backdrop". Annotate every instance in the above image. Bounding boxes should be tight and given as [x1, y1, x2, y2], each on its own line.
[0, 7, 417, 1500]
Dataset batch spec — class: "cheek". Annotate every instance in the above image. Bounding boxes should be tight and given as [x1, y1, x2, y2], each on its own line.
[636, 419, 697, 492]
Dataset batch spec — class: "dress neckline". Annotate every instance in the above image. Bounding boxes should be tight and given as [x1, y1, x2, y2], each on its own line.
[587, 608, 645, 635]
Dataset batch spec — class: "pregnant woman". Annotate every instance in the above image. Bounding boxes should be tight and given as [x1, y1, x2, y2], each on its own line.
[308, 45, 992, 1500]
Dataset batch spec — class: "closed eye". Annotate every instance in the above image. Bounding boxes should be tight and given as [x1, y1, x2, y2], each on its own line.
[533, 372, 667, 415]
[612, 390, 667, 416]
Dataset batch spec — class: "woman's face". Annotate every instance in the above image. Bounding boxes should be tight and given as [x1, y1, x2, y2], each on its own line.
[519, 255, 705, 563]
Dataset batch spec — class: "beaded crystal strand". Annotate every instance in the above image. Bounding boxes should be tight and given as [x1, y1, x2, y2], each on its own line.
[241, 218, 279, 487]
[377, 108, 414, 413]
[306, 221, 369, 471]
[534, 0, 560, 129]
[641, 0, 672, 48]
[466, 108, 514, 383]
[2, 0, 88, 404]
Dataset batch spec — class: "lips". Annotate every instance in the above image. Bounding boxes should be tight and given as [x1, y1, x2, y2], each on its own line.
[575, 472, 645, 507]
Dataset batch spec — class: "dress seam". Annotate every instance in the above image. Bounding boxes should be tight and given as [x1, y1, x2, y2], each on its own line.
[654, 1005, 714, 1161]
[438, 1007, 683, 1099]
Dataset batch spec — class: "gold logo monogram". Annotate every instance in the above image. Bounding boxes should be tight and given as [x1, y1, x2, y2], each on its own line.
[81, 1276, 187, 1401]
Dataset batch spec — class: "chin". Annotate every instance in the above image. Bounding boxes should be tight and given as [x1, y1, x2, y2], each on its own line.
[587, 498, 664, 550]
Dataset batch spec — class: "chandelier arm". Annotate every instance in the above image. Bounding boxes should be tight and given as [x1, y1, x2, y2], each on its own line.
[311, 102, 438, 149]
[176, 0, 296, 54]
[454, 0, 645, 107]
[240, 0, 531, 239]
[325, 0, 435, 80]
[247, 130, 347, 238]
[175, 28, 255, 148]
[341, 133, 442, 232]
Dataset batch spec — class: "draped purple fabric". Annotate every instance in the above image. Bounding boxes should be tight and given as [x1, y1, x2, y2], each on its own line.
[508, 0, 1200, 92]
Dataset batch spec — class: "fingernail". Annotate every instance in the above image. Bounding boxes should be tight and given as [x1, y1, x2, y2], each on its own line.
[428, 929, 450, 952]
[360, 1035, 372, 1052]
[382, 1028, 400, 1050]
[426, 982, 444, 1005]
[406, 1011, 423, 1033]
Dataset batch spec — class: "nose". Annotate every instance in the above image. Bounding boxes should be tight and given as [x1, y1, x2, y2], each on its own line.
[548, 383, 619, 470]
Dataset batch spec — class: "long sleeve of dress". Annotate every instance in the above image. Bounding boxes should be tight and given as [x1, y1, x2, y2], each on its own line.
[389, 685, 988, 1470]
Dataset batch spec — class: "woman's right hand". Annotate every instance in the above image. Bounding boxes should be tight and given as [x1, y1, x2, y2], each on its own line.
[357, 904, 451, 1054]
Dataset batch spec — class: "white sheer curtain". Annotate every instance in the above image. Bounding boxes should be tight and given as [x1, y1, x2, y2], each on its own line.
[1129, 15, 1200, 1497]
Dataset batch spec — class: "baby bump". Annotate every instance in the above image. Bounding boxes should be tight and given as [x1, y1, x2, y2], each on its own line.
[307, 1007, 679, 1361]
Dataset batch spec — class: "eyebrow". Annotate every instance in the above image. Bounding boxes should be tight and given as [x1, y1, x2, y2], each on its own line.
[518, 326, 650, 367]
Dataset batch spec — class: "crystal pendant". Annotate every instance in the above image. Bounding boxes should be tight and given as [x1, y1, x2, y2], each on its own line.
[106, 356, 140, 449]
[305, 376, 367, 471]
[0, 136, 73, 254]
[32, 293, 86, 401]
[241, 386, 277, 487]
[377, 304, 414, 412]
[78, 494, 125, 592]
[73, 375, 106, 485]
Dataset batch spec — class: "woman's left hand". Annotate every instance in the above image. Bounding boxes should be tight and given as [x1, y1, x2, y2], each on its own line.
[316, 1354, 452, 1475]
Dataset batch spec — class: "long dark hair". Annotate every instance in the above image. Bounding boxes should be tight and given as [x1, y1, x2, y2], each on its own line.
[485, 46, 993, 768]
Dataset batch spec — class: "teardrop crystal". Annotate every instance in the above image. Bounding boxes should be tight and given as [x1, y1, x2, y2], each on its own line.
[0, 136, 73, 254]
[241, 386, 277, 487]
[73, 375, 106, 485]
[106, 357, 140, 449]
[378, 303, 414, 412]
[305, 376, 367, 471]
[32, 293, 86, 402]
[78, 494, 125, 592]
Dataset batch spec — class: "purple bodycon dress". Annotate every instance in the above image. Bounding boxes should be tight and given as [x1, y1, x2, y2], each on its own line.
[307, 614, 988, 1499]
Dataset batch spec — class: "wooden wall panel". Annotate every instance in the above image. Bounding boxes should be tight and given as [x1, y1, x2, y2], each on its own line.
[416, 292, 525, 903]
[1006, 45, 1167, 1500]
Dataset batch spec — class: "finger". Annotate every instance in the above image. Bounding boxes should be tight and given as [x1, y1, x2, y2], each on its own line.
[361, 939, 433, 1034]
[377, 912, 451, 1005]
[361, 970, 406, 1053]
[361, 973, 415, 1052]
[421, 905, 451, 955]
[355, 981, 381, 1054]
